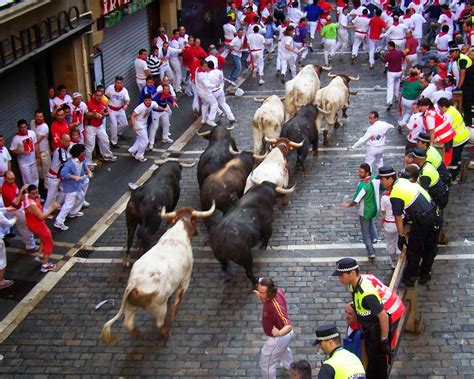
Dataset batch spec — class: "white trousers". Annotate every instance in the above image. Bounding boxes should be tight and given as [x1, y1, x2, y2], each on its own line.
[136, 80, 146, 92]
[6, 209, 36, 249]
[44, 175, 60, 212]
[212, 89, 235, 121]
[293, 42, 308, 60]
[85, 125, 114, 164]
[38, 150, 52, 184]
[323, 39, 337, 65]
[383, 222, 400, 256]
[386, 71, 402, 105]
[149, 111, 171, 148]
[200, 92, 218, 123]
[0, 240, 6, 270]
[352, 33, 367, 57]
[368, 39, 384, 66]
[128, 127, 148, 160]
[190, 81, 200, 113]
[393, 39, 406, 51]
[19, 162, 39, 187]
[56, 191, 83, 224]
[308, 21, 317, 39]
[400, 97, 416, 125]
[169, 57, 182, 91]
[260, 330, 294, 379]
[280, 55, 296, 78]
[335, 28, 349, 53]
[159, 63, 174, 82]
[265, 39, 275, 53]
[405, 53, 418, 68]
[366, 145, 385, 170]
[250, 50, 264, 76]
[108, 109, 128, 145]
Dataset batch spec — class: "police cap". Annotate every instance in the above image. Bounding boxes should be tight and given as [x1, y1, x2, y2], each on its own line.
[376, 165, 396, 179]
[332, 257, 359, 276]
[417, 132, 430, 143]
[410, 147, 427, 159]
[312, 324, 341, 346]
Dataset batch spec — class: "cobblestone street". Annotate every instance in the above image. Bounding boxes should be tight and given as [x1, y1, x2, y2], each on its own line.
[1, 48, 474, 378]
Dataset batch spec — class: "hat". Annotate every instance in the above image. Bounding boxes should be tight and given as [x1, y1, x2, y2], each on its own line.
[417, 132, 430, 143]
[332, 257, 359, 276]
[410, 147, 427, 159]
[312, 324, 340, 346]
[376, 165, 396, 179]
[449, 43, 460, 52]
[72, 92, 82, 99]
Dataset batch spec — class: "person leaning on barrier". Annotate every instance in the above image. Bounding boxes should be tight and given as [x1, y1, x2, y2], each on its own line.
[416, 132, 451, 186]
[290, 359, 312, 379]
[332, 258, 388, 379]
[377, 166, 439, 287]
[313, 324, 366, 379]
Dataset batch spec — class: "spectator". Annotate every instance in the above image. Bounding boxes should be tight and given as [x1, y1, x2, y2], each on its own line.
[10, 119, 40, 187]
[134, 49, 151, 91]
[399, 69, 422, 129]
[105, 76, 130, 148]
[30, 110, 51, 187]
[140, 76, 157, 103]
[0, 134, 12, 186]
[50, 107, 70, 150]
[0, 206, 16, 289]
[343, 302, 362, 359]
[289, 360, 312, 379]
[146, 46, 161, 85]
[70, 92, 88, 143]
[380, 189, 401, 269]
[51, 84, 72, 114]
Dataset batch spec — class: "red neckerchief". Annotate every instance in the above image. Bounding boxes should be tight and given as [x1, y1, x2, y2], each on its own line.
[160, 92, 173, 101]
[297, 21, 306, 27]
[361, 176, 371, 184]
[171, 35, 179, 41]
[349, 322, 361, 330]
[407, 76, 418, 82]
[17, 130, 28, 136]
[413, 0, 420, 4]
[403, 14, 410, 19]
[159, 34, 167, 43]
[393, 21, 399, 26]
[437, 32, 447, 37]
[442, 9, 452, 18]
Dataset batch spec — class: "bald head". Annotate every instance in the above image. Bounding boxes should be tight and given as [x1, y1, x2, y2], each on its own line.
[60, 133, 71, 146]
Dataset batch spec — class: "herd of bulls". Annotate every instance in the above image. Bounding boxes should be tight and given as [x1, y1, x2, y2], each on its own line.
[101, 65, 360, 344]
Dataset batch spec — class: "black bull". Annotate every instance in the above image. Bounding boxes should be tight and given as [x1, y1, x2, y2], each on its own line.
[197, 126, 238, 188]
[208, 181, 277, 285]
[280, 104, 319, 170]
[124, 162, 182, 266]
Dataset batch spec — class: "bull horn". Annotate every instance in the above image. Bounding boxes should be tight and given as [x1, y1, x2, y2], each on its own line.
[226, 125, 235, 131]
[349, 90, 358, 96]
[253, 152, 268, 160]
[179, 161, 196, 168]
[279, 96, 285, 101]
[321, 66, 332, 71]
[327, 72, 337, 78]
[191, 201, 216, 218]
[229, 146, 239, 155]
[196, 129, 211, 137]
[317, 107, 331, 115]
[275, 185, 296, 195]
[348, 75, 360, 81]
[264, 136, 278, 144]
[253, 96, 266, 103]
[289, 139, 304, 148]
[160, 206, 177, 220]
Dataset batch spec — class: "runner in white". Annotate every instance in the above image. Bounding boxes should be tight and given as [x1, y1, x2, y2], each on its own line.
[279, 25, 300, 82]
[434, 25, 452, 60]
[134, 49, 151, 91]
[349, 9, 370, 64]
[207, 60, 235, 123]
[222, 16, 237, 58]
[70, 93, 88, 143]
[334, 6, 350, 56]
[381, 16, 408, 50]
[247, 25, 266, 85]
[10, 120, 39, 187]
[196, 60, 219, 127]
[105, 76, 130, 147]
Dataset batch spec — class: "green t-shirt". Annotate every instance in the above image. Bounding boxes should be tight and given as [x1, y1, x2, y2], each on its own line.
[321, 23, 339, 40]
[401, 78, 422, 100]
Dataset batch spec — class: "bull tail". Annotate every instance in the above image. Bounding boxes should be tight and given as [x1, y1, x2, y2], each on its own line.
[100, 284, 134, 345]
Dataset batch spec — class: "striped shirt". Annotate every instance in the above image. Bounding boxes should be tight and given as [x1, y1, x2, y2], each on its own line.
[262, 289, 291, 336]
[146, 54, 161, 76]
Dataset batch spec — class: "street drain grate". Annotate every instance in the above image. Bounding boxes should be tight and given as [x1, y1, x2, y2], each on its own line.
[76, 249, 93, 259]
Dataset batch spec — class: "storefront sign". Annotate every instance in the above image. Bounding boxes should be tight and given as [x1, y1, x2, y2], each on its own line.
[100, 0, 153, 29]
[0, 6, 82, 68]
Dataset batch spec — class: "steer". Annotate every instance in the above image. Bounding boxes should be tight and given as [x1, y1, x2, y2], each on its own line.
[244, 137, 303, 194]
[197, 125, 237, 188]
[200, 151, 264, 217]
[124, 161, 194, 267]
[208, 182, 293, 285]
[284, 64, 330, 121]
[252, 95, 285, 154]
[101, 203, 215, 345]
[314, 73, 359, 146]
[280, 104, 319, 171]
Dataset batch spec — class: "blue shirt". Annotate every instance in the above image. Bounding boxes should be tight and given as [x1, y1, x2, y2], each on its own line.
[152, 92, 175, 112]
[304, 4, 324, 22]
[293, 24, 309, 43]
[60, 158, 87, 193]
[343, 328, 362, 360]
[139, 85, 157, 103]
[264, 23, 277, 39]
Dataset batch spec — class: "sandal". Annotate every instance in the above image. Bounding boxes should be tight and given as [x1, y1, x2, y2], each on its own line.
[0, 280, 14, 289]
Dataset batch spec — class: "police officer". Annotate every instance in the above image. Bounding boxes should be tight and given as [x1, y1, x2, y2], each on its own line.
[332, 258, 390, 379]
[312, 324, 366, 379]
[410, 147, 449, 210]
[416, 132, 451, 186]
[377, 166, 439, 286]
[449, 43, 473, 126]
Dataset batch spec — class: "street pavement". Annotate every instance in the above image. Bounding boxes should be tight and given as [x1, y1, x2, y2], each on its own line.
[0, 48, 474, 378]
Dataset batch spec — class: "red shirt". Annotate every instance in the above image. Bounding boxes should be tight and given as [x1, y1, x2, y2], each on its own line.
[216, 54, 226, 70]
[384, 49, 405, 72]
[2, 181, 19, 209]
[369, 17, 386, 40]
[50, 120, 70, 150]
[405, 37, 418, 55]
[189, 59, 201, 81]
[245, 12, 258, 25]
[262, 289, 291, 337]
[87, 99, 107, 127]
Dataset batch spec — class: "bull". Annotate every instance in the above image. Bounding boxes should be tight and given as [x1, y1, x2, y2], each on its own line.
[197, 125, 237, 188]
[284, 64, 331, 121]
[280, 104, 319, 171]
[124, 161, 194, 267]
[208, 182, 293, 285]
[314, 73, 359, 146]
[101, 202, 215, 344]
[252, 95, 285, 154]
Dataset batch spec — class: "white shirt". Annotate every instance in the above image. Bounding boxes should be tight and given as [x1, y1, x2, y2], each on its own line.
[230, 36, 244, 57]
[0, 147, 11, 175]
[435, 33, 452, 52]
[400, 15, 414, 30]
[50, 145, 70, 174]
[353, 15, 370, 33]
[10, 130, 37, 166]
[279, 35, 295, 58]
[437, 13, 454, 35]
[381, 11, 394, 28]
[205, 55, 218, 69]
[208, 69, 225, 90]
[262, 7, 271, 21]
[247, 32, 266, 50]
[156, 84, 176, 97]
[223, 23, 237, 41]
[382, 23, 408, 40]
[380, 194, 395, 222]
[177, 34, 188, 49]
[338, 13, 349, 28]
[408, 1, 423, 14]
[288, 7, 305, 24]
[70, 101, 88, 132]
[410, 13, 426, 39]
[155, 34, 169, 49]
[431, 89, 453, 104]
[105, 85, 130, 108]
[352, 121, 394, 148]
[195, 70, 215, 96]
[407, 111, 424, 143]
[350, 6, 367, 18]
[133, 102, 159, 127]
[34, 122, 49, 153]
[277, 24, 287, 41]
[134, 58, 149, 80]
[0, 211, 16, 239]
[52, 95, 72, 109]
[421, 83, 437, 99]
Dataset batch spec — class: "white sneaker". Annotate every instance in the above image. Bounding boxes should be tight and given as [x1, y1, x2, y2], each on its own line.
[128, 182, 139, 191]
[207, 121, 217, 127]
[69, 212, 84, 218]
[162, 138, 174, 143]
[259, 78, 265, 85]
[135, 156, 147, 162]
[54, 222, 69, 231]
[103, 155, 118, 162]
[82, 201, 90, 208]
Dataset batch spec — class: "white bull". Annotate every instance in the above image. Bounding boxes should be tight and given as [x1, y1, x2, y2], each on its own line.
[315, 73, 359, 146]
[244, 137, 302, 194]
[252, 95, 285, 154]
[100, 203, 215, 344]
[284, 64, 330, 121]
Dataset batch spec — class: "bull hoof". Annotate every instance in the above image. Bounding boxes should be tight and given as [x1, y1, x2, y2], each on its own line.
[159, 326, 171, 339]
[122, 257, 131, 268]
[323, 139, 329, 146]
[131, 327, 141, 340]
[313, 150, 319, 157]
[281, 198, 290, 206]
